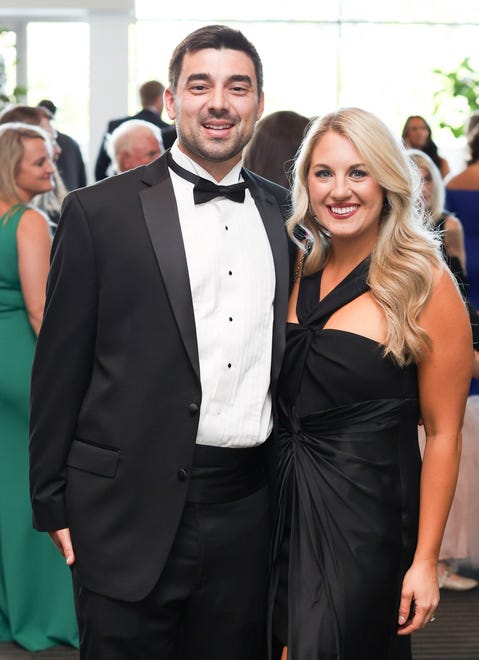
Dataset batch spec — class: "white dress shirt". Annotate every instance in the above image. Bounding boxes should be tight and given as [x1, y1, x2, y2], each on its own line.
[169, 142, 275, 447]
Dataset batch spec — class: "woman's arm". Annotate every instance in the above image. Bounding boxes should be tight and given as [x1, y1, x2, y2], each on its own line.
[17, 208, 52, 335]
[473, 350, 479, 379]
[397, 267, 472, 635]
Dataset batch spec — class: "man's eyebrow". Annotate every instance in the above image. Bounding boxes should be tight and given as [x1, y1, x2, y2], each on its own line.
[228, 75, 253, 87]
[185, 73, 254, 87]
[185, 73, 212, 85]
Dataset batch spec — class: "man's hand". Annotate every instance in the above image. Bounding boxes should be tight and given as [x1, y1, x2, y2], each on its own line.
[49, 527, 76, 566]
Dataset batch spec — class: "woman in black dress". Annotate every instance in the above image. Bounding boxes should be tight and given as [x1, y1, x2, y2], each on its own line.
[271, 108, 472, 660]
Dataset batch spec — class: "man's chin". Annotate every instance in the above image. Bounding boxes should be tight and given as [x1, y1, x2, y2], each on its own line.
[197, 143, 242, 164]
[179, 134, 247, 165]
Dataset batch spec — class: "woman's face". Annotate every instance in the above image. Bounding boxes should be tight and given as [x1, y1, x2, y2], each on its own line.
[307, 130, 383, 252]
[419, 165, 433, 210]
[15, 137, 55, 202]
[404, 117, 429, 148]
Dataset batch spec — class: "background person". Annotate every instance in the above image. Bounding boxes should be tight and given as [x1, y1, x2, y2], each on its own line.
[446, 124, 479, 315]
[105, 118, 164, 174]
[0, 122, 78, 651]
[243, 110, 310, 189]
[465, 110, 479, 138]
[29, 24, 290, 660]
[37, 99, 87, 191]
[271, 107, 471, 660]
[94, 79, 174, 180]
[402, 114, 450, 179]
[0, 104, 68, 231]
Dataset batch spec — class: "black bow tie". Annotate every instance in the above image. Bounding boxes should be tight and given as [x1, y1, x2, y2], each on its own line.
[167, 151, 249, 204]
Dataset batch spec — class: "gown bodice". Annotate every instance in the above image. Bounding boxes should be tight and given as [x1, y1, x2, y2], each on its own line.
[279, 257, 418, 418]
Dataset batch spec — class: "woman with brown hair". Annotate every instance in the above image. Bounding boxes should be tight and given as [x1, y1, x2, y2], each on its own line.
[243, 110, 310, 189]
[402, 115, 450, 179]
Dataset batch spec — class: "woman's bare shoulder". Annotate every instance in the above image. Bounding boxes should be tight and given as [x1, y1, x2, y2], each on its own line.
[17, 207, 50, 227]
[446, 166, 479, 190]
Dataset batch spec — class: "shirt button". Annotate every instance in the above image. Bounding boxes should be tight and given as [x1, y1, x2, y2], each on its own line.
[177, 467, 189, 482]
[188, 403, 198, 415]
[227, 363, 232, 368]
[228, 270, 232, 275]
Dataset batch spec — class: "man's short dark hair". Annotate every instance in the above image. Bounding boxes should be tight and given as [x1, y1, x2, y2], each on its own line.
[38, 99, 57, 116]
[168, 24, 263, 97]
[139, 80, 165, 107]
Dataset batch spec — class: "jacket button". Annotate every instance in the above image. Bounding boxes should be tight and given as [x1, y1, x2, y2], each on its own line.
[177, 467, 189, 482]
[188, 403, 198, 415]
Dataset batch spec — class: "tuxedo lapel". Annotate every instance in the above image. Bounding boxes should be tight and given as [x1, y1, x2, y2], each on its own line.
[139, 157, 200, 383]
[245, 171, 289, 384]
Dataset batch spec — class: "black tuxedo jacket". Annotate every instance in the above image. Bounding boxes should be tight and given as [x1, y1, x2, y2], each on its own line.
[94, 108, 175, 181]
[29, 152, 291, 602]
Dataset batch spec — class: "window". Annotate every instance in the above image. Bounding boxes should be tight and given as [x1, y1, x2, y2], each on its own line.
[133, 2, 479, 172]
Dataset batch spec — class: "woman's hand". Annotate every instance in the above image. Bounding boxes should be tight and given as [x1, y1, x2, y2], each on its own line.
[397, 558, 439, 635]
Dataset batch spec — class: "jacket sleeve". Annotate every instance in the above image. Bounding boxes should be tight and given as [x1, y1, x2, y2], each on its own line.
[94, 134, 111, 181]
[29, 192, 98, 531]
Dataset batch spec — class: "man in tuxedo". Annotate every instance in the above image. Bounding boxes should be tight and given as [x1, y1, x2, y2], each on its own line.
[94, 79, 175, 180]
[30, 24, 290, 660]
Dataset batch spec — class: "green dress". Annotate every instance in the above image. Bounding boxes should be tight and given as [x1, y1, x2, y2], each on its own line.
[0, 205, 78, 650]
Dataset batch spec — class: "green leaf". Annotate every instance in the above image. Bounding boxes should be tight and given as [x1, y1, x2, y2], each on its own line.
[432, 58, 479, 138]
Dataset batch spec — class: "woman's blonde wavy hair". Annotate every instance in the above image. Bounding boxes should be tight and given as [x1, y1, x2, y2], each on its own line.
[287, 107, 444, 367]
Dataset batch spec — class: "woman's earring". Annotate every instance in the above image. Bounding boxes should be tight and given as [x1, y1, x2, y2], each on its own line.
[382, 197, 391, 214]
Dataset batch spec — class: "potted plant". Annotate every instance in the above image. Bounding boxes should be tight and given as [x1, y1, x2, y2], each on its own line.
[433, 57, 479, 138]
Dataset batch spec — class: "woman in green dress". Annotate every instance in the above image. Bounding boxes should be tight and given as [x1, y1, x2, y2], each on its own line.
[0, 122, 78, 650]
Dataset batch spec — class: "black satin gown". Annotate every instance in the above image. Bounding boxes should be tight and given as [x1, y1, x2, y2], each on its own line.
[270, 258, 421, 660]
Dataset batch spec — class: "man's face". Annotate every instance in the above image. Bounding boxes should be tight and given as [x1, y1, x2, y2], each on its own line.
[164, 48, 264, 180]
[119, 132, 162, 172]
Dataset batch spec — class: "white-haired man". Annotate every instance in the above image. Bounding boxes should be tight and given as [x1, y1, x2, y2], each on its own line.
[106, 119, 164, 174]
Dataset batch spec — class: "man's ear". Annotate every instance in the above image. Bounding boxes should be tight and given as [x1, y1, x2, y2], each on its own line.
[164, 88, 176, 121]
[118, 151, 129, 173]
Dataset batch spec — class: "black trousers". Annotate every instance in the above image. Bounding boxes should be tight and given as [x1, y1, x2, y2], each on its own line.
[73, 443, 270, 660]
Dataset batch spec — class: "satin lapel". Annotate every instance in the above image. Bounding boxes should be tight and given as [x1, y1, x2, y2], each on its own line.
[245, 173, 290, 385]
[139, 161, 200, 383]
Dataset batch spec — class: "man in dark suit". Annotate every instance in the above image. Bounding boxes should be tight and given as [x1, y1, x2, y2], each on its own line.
[30, 24, 290, 660]
[94, 79, 176, 180]
[37, 99, 87, 191]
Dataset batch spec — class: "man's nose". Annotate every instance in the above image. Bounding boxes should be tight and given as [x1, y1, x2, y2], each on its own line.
[209, 86, 229, 111]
